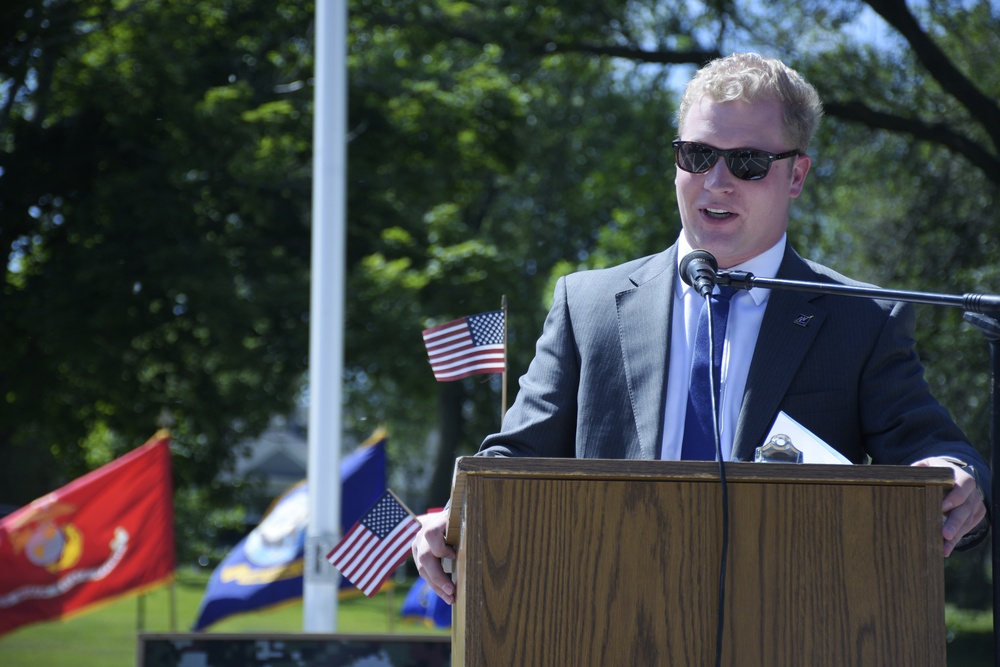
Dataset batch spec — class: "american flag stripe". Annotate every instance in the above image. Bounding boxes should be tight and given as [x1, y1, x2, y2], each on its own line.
[426, 339, 504, 359]
[431, 360, 506, 381]
[335, 530, 382, 581]
[422, 321, 467, 342]
[422, 310, 506, 382]
[332, 529, 376, 580]
[353, 522, 421, 594]
[343, 522, 420, 597]
[427, 340, 503, 359]
[326, 491, 421, 598]
[427, 347, 504, 365]
[328, 521, 368, 562]
[338, 518, 411, 582]
[430, 351, 505, 372]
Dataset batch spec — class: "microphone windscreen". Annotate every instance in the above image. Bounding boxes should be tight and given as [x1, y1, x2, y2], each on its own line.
[679, 249, 718, 288]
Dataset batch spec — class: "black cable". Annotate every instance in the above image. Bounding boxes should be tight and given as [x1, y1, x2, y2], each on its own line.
[705, 294, 730, 667]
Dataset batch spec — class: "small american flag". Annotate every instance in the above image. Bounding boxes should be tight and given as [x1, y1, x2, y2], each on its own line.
[422, 310, 506, 382]
[327, 491, 420, 598]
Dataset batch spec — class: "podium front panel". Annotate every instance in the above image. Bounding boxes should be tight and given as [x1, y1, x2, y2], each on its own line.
[450, 459, 949, 667]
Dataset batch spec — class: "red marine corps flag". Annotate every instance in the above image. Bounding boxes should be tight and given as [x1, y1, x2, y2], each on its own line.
[0, 431, 175, 637]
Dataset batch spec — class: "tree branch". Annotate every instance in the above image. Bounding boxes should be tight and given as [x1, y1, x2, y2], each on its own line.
[864, 0, 1000, 151]
[540, 42, 721, 66]
[364, 11, 719, 69]
[824, 99, 1000, 185]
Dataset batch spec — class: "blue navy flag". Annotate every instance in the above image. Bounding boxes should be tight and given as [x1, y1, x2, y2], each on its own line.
[401, 576, 452, 629]
[191, 430, 387, 631]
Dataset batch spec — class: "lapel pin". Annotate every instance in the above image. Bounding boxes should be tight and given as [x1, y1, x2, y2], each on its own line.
[793, 314, 813, 327]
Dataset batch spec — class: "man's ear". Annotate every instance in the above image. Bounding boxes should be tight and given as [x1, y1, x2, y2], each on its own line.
[789, 154, 811, 199]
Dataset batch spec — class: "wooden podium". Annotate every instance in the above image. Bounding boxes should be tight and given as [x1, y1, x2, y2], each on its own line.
[444, 457, 952, 666]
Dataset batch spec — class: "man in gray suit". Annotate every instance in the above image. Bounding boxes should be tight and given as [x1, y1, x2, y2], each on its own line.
[413, 53, 990, 604]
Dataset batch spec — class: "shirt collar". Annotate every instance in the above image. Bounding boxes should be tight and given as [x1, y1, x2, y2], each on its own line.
[675, 233, 786, 306]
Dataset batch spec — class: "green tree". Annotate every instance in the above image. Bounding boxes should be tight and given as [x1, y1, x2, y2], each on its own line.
[2, 1, 996, 595]
[343, 1, 703, 506]
[0, 0, 317, 560]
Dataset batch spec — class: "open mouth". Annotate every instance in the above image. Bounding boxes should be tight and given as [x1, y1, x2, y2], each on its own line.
[703, 208, 734, 220]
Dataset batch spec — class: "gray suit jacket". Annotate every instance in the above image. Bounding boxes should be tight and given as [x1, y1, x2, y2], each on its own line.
[480, 243, 989, 487]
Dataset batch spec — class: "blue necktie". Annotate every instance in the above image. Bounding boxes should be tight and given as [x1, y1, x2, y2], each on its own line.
[681, 286, 736, 461]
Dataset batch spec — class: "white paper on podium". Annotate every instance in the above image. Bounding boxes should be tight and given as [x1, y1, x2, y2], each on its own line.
[764, 411, 851, 465]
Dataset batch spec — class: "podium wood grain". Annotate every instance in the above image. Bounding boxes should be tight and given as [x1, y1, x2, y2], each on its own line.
[448, 458, 950, 667]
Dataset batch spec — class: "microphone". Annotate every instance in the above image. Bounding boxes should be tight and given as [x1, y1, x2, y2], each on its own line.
[680, 249, 719, 297]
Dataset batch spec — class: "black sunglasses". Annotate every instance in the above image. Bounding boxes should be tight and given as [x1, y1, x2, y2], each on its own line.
[672, 140, 802, 181]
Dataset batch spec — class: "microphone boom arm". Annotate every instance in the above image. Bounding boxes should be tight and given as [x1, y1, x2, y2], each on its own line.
[716, 270, 1000, 316]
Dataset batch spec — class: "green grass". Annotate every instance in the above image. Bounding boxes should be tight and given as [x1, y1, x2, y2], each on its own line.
[945, 604, 994, 665]
[0, 569, 992, 666]
[0, 568, 446, 667]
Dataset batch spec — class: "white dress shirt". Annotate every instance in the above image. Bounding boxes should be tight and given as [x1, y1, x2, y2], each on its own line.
[660, 233, 786, 460]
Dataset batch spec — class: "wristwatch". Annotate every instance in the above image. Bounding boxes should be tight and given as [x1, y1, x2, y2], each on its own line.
[939, 457, 985, 499]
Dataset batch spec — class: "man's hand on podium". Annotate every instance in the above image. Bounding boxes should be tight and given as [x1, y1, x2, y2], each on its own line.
[913, 457, 988, 557]
[412, 509, 456, 605]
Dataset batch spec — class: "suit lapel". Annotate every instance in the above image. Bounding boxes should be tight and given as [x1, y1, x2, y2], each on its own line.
[732, 248, 827, 461]
[616, 246, 677, 459]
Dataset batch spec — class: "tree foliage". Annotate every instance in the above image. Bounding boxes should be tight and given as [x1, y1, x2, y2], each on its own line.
[0, 0, 317, 558]
[1, 0, 997, 590]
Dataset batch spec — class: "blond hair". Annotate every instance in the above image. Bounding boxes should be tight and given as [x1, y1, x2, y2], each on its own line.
[677, 53, 824, 152]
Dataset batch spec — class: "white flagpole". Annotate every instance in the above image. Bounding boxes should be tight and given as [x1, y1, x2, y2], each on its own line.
[501, 295, 508, 424]
[304, 0, 346, 632]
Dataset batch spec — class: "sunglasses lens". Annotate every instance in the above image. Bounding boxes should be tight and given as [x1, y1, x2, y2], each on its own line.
[674, 142, 792, 180]
[726, 149, 772, 180]
[676, 143, 718, 173]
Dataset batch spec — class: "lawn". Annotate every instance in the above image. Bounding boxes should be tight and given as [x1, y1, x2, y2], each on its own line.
[0, 568, 446, 667]
[0, 567, 991, 666]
